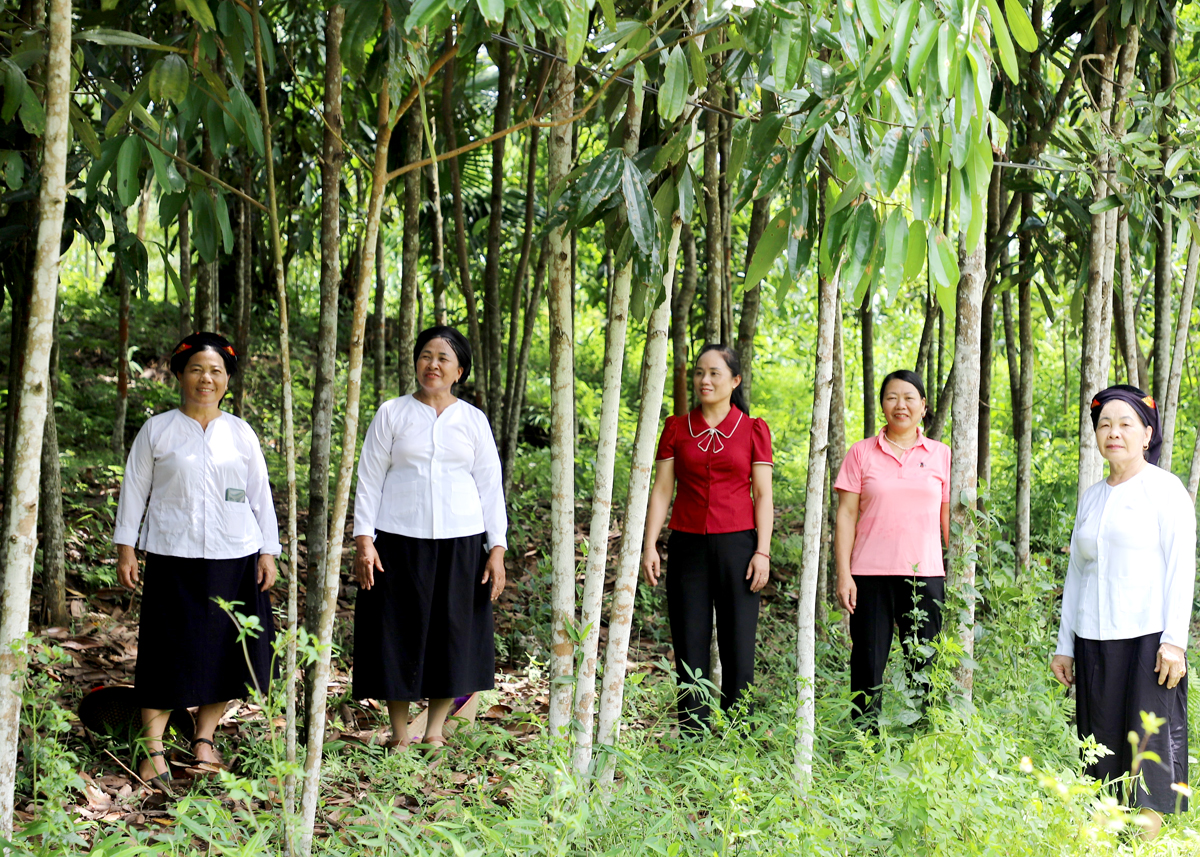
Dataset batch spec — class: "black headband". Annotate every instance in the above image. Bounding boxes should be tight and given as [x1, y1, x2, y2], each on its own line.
[1089, 385, 1161, 466]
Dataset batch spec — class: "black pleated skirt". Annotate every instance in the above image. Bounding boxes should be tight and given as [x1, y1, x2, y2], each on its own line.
[135, 553, 275, 710]
[352, 531, 494, 701]
[1075, 633, 1189, 814]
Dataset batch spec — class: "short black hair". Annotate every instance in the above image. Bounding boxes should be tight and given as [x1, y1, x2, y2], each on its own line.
[879, 369, 926, 406]
[170, 331, 238, 377]
[413, 326, 471, 385]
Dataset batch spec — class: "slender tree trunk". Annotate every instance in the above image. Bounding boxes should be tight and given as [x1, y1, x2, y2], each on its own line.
[1001, 288, 1019, 440]
[1116, 216, 1140, 388]
[231, 188, 249, 417]
[0, 0, 69, 832]
[111, 260, 129, 455]
[915, 287, 937, 381]
[1017, 195, 1034, 575]
[178, 199, 192, 339]
[978, 287, 993, 490]
[1153, 18, 1177, 402]
[794, 263, 838, 783]
[949, 236, 985, 700]
[672, 224, 698, 414]
[703, 93, 722, 345]
[860, 294, 875, 438]
[373, 233, 386, 406]
[195, 131, 219, 332]
[296, 11, 401, 855]
[39, 300, 67, 627]
[1187, 428, 1200, 502]
[248, 3, 300, 841]
[398, 107, 421, 394]
[502, 243, 547, 494]
[546, 47, 577, 740]
[572, 89, 643, 771]
[482, 38, 514, 428]
[1159, 234, 1199, 471]
[596, 218, 682, 782]
[735, 196, 772, 405]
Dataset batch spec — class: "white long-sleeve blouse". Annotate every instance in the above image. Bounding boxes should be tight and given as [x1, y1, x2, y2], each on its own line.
[352, 395, 508, 550]
[113, 409, 282, 558]
[1055, 464, 1196, 658]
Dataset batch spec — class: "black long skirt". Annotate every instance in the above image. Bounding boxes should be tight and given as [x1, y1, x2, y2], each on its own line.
[352, 531, 494, 701]
[135, 553, 275, 710]
[1075, 634, 1189, 814]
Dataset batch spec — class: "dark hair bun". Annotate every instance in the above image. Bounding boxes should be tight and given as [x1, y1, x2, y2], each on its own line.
[170, 332, 238, 377]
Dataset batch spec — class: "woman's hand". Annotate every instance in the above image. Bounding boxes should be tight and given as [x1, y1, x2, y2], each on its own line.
[836, 574, 857, 614]
[1050, 654, 1075, 688]
[746, 552, 769, 593]
[257, 554, 278, 591]
[117, 544, 139, 590]
[1156, 643, 1187, 689]
[481, 547, 506, 602]
[642, 545, 661, 586]
[355, 536, 384, 590]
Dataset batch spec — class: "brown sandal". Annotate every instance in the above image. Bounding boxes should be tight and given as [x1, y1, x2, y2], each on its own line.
[190, 737, 229, 773]
[138, 750, 176, 797]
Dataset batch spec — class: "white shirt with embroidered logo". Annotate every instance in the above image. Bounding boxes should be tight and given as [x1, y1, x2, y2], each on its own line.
[353, 394, 508, 550]
[1055, 464, 1196, 658]
[113, 409, 282, 558]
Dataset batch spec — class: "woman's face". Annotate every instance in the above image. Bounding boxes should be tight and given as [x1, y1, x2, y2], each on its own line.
[415, 337, 463, 397]
[177, 348, 229, 409]
[1095, 400, 1151, 466]
[693, 350, 740, 408]
[881, 379, 925, 434]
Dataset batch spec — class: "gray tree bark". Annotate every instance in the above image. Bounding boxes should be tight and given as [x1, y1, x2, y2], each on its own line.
[398, 107, 422, 395]
[1159, 234, 1199, 471]
[672, 224, 698, 414]
[39, 299, 67, 627]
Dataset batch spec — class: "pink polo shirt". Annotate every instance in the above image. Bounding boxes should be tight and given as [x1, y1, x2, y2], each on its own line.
[834, 427, 951, 577]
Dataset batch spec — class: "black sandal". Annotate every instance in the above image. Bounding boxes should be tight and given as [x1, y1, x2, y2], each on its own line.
[191, 737, 229, 772]
[139, 750, 175, 796]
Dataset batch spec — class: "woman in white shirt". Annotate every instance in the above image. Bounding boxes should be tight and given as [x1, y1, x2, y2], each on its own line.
[352, 326, 507, 752]
[114, 332, 280, 792]
[1051, 385, 1195, 838]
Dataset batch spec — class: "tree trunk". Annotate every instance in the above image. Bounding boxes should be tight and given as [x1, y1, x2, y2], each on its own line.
[977, 287, 993, 490]
[735, 196, 772, 406]
[482, 38, 514, 428]
[1017, 196, 1034, 575]
[1153, 18, 1177, 402]
[860, 293, 875, 438]
[596, 217, 682, 782]
[1001, 288, 1019, 440]
[39, 300, 67, 627]
[111, 261, 129, 455]
[178, 199, 192, 339]
[672, 224, 698, 414]
[949, 236, 985, 700]
[1159, 234, 1199, 471]
[195, 131, 219, 332]
[502, 243, 547, 494]
[703, 93, 722, 345]
[296, 11, 399, 855]
[915, 287, 937, 381]
[794, 265, 838, 784]
[231, 178, 250, 417]
[1187, 428, 1200, 502]
[546, 47, 577, 740]
[1115, 216, 1140, 388]
[248, 3, 300, 839]
[0, 0, 69, 832]
[398, 107, 421, 395]
[373, 233, 386, 406]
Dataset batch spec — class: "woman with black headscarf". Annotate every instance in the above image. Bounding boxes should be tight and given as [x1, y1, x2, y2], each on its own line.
[1051, 385, 1196, 838]
[115, 332, 279, 791]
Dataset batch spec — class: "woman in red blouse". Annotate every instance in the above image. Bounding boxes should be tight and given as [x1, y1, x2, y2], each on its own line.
[642, 344, 774, 732]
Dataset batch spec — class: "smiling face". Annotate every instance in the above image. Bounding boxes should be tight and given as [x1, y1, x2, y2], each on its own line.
[1095, 399, 1152, 467]
[177, 348, 229, 409]
[415, 337, 463, 398]
[881, 378, 925, 434]
[693, 350, 741, 408]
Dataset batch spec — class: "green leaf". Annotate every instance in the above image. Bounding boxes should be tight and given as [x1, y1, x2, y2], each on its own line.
[859, 0, 885, 39]
[621, 156, 655, 255]
[878, 127, 909, 195]
[146, 142, 186, 194]
[842, 202, 879, 295]
[659, 46, 689, 123]
[17, 77, 44, 136]
[231, 85, 264, 156]
[907, 20, 939, 89]
[653, 126, 689, 172]
[75, 29, 174, 49]
[688, 41, 707, 91]
[148, 54, 190, 106]
[748, 113, 787, 170]
[982, 0, 1019, 83]
[86, 136, 124, 200]
[678, 163, 695, 223]
[192, 191, 218, 263]
[928, 224, 959, 316]
[215, 192, 234, 255]
[890, 0, 919, 72]
[565, 0, 587, 66]
[745, 212, 789, 292]
[182, 0, 217, 31]
[1165, 148, 1189, 179]
[104, 75, 152, 138]
[2, 60, 26, 124]
[911, 132, 937, 223]
[1170, 183, 1200, 199]
[883, 208, 909, 293]
[904, 219, 927, 280]
[936, 22, 952, 98]
[115, 135, 143, 209]
[156, 242, 187, 304]
[596, 0, 617, 30]
[1, 150, 23, 190]
[1003, 0, 1038, 52]
[477, 0, 505, 24]
[405, 0, 449, 33]
[728, 118, 753, 182]
[1089, 193, 1122, 214]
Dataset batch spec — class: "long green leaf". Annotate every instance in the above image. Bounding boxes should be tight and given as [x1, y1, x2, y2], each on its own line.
[182, 0, 217, 31]
[477, 0, 505, 24]
[928, 224, 959, 316]
[878, 127, 909, 195]
[907, 20, 939, 89]
[192, 191, 218, 263]
[1003, 0, 1038, 51]
[115, 135, 143, 209]
[842, 202, 879, 295]
[745, 213, 789, 293]
[982, 0, 1019, 83]
[911, 132, 937, 222]
[904, 219, 927, 280]
[660, 46, 689, 122]
[883, 208, 909, 293]
[565, 0, 587, 66]
[891, 0, 918, 71]
[621, 156, 655, 255]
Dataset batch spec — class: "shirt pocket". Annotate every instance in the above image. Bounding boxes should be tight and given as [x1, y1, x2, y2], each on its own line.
[385, 477, 423, 516]
[451, 481, 483, 519]
[148, 503, 189, 544]
[224, 488, 249, 540]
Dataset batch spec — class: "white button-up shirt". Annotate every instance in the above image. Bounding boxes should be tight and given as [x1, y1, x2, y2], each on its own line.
[1055, 464, 1196, 658]
[353, 395, 507, 549]
[113, 409, 282, 558]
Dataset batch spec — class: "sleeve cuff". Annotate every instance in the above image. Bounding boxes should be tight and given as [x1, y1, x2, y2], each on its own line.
[352, 526, 376, 540]
[487, 532, 508, 551]
[1160, 631, 1189, 650]
[113, 527, 140, 547]
[1054, 634, 1075, 659]
[259, 543, 283, 557]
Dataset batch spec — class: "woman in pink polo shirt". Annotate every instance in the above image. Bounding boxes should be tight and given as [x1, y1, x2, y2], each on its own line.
[834, 369, 950, 727]
[642, 344, 774, 733]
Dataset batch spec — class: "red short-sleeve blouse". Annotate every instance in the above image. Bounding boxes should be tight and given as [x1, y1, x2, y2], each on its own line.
[655, 406, 773, 534]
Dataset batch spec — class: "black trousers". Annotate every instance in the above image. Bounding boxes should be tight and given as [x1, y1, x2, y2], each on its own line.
[849, 574, 944, 724]
[1075, 634, 1189, 814]
[666, 529, 760, 732]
